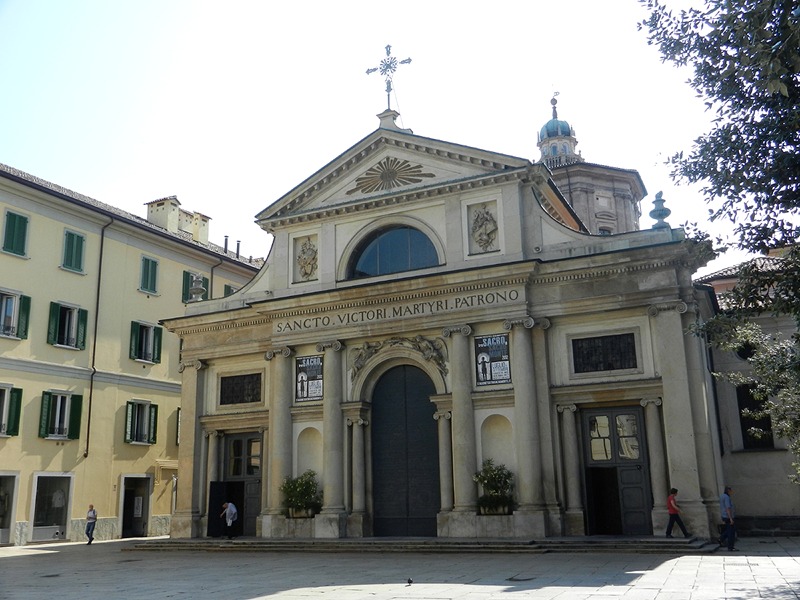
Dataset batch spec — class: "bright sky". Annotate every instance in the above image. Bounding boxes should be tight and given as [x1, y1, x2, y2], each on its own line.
[0, 0, 748, 274]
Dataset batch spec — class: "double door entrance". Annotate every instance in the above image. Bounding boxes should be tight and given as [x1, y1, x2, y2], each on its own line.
[371, 365, 440, 536]
[582, 406, 652, 535]
[207, 432, 261, 537]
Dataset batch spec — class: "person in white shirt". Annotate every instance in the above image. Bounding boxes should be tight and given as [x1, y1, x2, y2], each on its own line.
[220, 502, 238, 539]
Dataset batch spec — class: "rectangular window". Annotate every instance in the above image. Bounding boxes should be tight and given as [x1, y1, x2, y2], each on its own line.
[182, 270, 209, 302]
[129, 321, 163, 363]
[2, 211, 28, 256]
[0, 385, 22, 436]
[39, 392, 82, 439]
[125, 400, 158, 444]
[220, 373, 261, 405]
[140, 257, 158, 293]
[62, 230, 85, 272]
[0, 291, 30, 338]
[47, 302, 87, 349]
[572, 333, 637, 373]
[737, 385, 774, 450]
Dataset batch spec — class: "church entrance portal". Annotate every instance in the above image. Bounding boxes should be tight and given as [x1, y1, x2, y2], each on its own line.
[582, 406, 652, 535]
[371, 365, 439, 536]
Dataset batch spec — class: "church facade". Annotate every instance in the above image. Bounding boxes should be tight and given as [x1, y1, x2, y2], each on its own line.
[164, 106, 724, 540]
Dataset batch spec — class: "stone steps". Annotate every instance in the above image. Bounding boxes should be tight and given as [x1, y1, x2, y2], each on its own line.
[126, 536, 719, 555]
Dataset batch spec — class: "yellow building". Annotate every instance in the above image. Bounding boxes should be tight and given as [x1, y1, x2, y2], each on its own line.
[0, 164, 260, 545]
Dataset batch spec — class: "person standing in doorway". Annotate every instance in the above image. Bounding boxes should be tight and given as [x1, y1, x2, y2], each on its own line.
[220, 501, 238, 539]
[665, 488, 691, 538]
[719, 486, 738, 551]
[85, 504, 97, 545]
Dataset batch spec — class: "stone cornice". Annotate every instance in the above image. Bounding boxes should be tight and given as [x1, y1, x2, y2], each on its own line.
[266, 168, 530, 230]
[262, 276, 528, 323]
[530, 258, 681, 286]
[266, 135, 527, 224]
[168, 315, 271, 337]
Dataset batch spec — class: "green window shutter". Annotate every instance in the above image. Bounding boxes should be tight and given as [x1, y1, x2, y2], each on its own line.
[67, 394, 83, 440]
[3, 212, 28, 255]
[152, 327, 163, 364]
[76, 308, 88, 350]
[202, 276, 210, 301]
[129, 321, 140, 359]
[141, 257, 158, 292]
[224, 284, 235, 297]
[63, 231, 84, 271]
[47, 302, 59, 345]
[17, 295, 30, 339]
[125, 401, 134, 443]
[182, 271, 192, 302]
[148, 404, 158, 444]
[7, 388, 22, 436]
[39, 391, 52, 438]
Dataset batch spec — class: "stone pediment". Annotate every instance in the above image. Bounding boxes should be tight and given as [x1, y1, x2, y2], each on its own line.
[255, 128, 530, 231]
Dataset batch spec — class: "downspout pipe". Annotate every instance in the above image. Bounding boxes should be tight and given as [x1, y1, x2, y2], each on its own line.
[209, 256, 224, 299]
[84, 217, 114, 458]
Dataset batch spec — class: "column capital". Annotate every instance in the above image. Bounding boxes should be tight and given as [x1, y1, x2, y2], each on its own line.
[442, 324, 472, 338]
[316, 340, 344, 352]
[433, 410, 452, 421]
[557, 403, 578, 414]
[178, 359, 206, 372]
[647, 301, 689, 317]
[204, 429, 223, 439]
[640, 397, 663, 408]
[535, 317, 551, 330]
[502, 316, 535, 331]
[346, 418, 369, 427]
[264, 346, 294, 360]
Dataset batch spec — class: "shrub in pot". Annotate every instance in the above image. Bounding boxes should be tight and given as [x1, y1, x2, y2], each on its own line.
[280, 469, 323, 517]
[473, 458, 514, 514]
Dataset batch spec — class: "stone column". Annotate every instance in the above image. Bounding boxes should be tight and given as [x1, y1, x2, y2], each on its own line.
[259, 427, 269, 516]
[205, 430, 220, 489]
[317, 341, 345, 513]
[442, 325, 477, 512]
[434, 410, 454, 511]
[172, 359, 206, 539]
[503, 316, 541, 510]
[348, 418, 368, 513]
[316, 340, 346, 538]
[346, 416, 369, 537]
[264, 347, 294, 516]
[641, 397, 668, 512]
[557, 403, 583, 534]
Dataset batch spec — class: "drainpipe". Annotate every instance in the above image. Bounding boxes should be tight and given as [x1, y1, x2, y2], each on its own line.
[209, 256, 224, 299]
[84, 217, 114, 458]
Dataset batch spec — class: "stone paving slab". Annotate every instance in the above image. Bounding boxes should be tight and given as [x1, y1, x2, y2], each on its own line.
[0, 536, 798, 600]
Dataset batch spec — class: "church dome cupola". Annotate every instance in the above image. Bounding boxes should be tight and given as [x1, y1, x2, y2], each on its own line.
[537, 95, 582, 169]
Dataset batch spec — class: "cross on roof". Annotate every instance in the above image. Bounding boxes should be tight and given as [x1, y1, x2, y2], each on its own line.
[366, 45, 411, 110]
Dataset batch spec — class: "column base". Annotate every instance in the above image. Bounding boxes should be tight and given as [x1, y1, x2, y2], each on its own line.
[509, 509, 548, 538]
[315, 512, 347, 538]
[170, 511, 201, 539]
[437, 511, 477, 537]
[564, 509, 585, 535]
[346, 512, 371, 537]
[260, 514, 314, 538]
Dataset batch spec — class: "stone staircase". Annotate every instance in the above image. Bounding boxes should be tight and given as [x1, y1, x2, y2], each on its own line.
[126, 536, 719, 555]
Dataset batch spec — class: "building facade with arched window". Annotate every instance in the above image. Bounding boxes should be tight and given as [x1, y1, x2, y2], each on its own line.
[163, 108, 726, 541]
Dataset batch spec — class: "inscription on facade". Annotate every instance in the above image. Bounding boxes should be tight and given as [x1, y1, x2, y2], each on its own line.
[274, 288, 521, 333]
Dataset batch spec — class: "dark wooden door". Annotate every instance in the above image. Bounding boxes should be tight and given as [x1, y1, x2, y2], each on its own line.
[583, 407, 651, 535]
[372, 365, 439, 536]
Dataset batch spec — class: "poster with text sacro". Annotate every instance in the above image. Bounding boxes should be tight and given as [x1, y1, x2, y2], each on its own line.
[296, 355, 324, 401]
[474, 334, 511, 386]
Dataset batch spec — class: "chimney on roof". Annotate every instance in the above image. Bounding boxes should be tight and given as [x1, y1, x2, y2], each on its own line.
[189, 211, 210, 245]
[145, 196, 181, 233]
[224, 235, 229, 253]
[236, 241, 240, 259]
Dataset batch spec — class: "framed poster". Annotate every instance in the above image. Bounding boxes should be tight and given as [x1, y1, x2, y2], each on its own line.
[474, 334, 511, 386]
[296, 355, 323, 401]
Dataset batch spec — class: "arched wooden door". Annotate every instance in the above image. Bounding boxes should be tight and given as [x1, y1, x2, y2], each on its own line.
[371, 365, 439, 536]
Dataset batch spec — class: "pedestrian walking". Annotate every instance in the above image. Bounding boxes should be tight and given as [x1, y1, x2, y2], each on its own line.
[85, 504, 97, 545]
[719, 486, 737, 551]
[665, 488, 691, 538]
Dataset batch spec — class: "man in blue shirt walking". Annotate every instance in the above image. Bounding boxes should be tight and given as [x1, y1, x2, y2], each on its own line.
[719, 486, 737, 551]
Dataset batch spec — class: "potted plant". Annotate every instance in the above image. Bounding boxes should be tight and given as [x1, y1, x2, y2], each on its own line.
[280, 469, 323, 518]
[473, 458, 514, 515]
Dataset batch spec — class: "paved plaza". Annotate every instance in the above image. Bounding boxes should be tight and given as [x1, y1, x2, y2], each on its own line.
[1, 537, 798, 600]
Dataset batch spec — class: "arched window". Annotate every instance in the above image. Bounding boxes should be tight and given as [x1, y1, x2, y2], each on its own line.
[348, 226, 438, 279]
[550, 144, 558, 156]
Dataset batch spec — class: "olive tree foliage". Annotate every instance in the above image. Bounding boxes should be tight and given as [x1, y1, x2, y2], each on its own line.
[640, 1, 800, 480]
